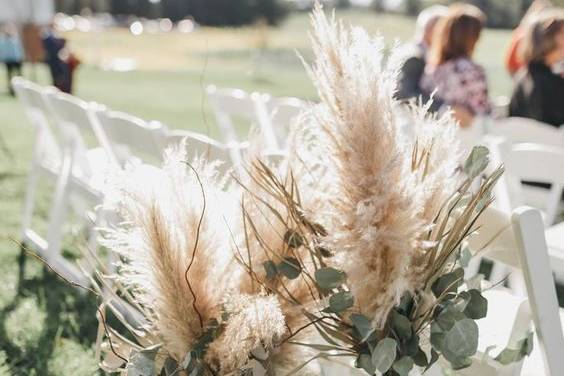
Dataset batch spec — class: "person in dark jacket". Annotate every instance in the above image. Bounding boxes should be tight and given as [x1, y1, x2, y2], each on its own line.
[509, 9, 564, 127]
[395, 5, 447, 110]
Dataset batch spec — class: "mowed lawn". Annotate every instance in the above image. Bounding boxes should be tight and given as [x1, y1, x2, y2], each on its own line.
[0, 9, 514, 375]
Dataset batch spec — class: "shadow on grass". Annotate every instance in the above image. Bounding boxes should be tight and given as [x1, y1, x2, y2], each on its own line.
[0, 246, 100, 375]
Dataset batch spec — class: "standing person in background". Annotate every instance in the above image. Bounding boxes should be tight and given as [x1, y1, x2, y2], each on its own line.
[505, 0, 553, 77]
[394, 5, 448, 110]
[42, 27, 79, 94]
[0, 24, 24, 96]
[420, 3, 490, 128]
[509, 9, 564, 127]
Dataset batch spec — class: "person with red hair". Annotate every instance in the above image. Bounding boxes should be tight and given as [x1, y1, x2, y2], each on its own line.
[505, 0, 553, 76]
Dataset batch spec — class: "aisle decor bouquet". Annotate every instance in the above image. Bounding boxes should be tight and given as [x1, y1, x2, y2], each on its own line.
[89, 4, 533, 376]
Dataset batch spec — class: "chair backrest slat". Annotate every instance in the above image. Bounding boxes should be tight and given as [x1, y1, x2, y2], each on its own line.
[500, 142, 564, 226]
[511, 207, 564, 375]
[97, 110, 167, 166]
[265, 96, 305, 150]
[490, 117, 564, 147]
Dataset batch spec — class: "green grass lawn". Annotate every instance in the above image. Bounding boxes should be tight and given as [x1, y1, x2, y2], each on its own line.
[0, 9, 516, 375]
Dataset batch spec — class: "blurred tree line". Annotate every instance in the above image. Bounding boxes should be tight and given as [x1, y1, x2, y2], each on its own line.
[55, 0, 564, 28]
[54, 0, 289, 26]
[396, 0, 564, 28]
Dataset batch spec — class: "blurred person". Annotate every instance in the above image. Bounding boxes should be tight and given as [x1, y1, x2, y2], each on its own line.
[505, 0, 553, 76]
[420, 3, 490, 128]
[509, 9, 564, 127]
[42, 26, 80, 94]
[0, 24, 24, 96]
[394, 4, 448, 110]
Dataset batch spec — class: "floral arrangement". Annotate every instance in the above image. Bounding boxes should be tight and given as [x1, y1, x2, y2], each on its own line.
[88, 5, 532, 376]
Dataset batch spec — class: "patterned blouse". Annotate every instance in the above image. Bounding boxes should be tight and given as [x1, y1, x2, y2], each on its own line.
[420, 57, 491, 116]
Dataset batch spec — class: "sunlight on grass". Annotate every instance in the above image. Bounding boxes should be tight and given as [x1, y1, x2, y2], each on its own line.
[47, 338, 98, 375]
[5, 298, 46, 350]
[0, 352, 10, 376]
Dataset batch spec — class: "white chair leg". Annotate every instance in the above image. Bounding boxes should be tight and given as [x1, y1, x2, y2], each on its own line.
[45, 153, 73, 261]
[20, 164, 41, 239]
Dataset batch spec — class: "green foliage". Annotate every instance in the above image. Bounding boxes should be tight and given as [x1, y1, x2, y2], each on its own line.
[0, 352, 10, 376]
[277, 257, 302, 279]
[371, 338, 397, 373]
[126, 345, 161, 375]
[325, 291, 355, 313]
[263, 260, 278, 279]
[495, 332, 534, 365]
[314, 267, 347, 289]
[464, 145, 490, 179]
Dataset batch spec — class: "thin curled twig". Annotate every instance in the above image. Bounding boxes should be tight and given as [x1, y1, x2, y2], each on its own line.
[183, 160, 206, 329]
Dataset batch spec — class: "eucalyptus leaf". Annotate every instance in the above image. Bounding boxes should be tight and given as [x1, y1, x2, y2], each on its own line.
[436, 306, 466, 331]
[396, 293, 413, 315]
[284, 230, 304, 248]
[432, 268, 464, 298]
[350, 313, 374, 343]
[495, 348, 522, 365]
[404, 334, 420, 357]
[425, 349, 440, 371]
[316, 246, 333, 258]
[392, 356, 414, 376]
[371, 338, 397, 373]
[413, 348, 428, 367]
[315, 267, 346, 289]
[463, 289, 488, 320]
[391, 311, 412, 340]
[495, 332, 534, 365]
[162, 357, 178, 376]
[127, 348, 158, 376]
[442, 318, 479, 362]
[464, 145, 489, 178]
[356, 353, 375, 375]
[451, 357, 473, 370]
[459, 247, 472, 268]
[465, 274, 484, 291]
[325, 291, 354, 313]
[277, 257, 301, 279]
[263, 260, 278, 280]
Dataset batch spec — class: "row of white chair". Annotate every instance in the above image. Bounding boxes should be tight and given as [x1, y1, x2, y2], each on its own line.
[206, 84, 307, 152]
[13, 77, 245, 286]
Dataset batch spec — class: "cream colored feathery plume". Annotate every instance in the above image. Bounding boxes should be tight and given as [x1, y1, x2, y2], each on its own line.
[299, 5, 461, 326]
[206, 293, 286, 372]
[102, 145, 238, 361]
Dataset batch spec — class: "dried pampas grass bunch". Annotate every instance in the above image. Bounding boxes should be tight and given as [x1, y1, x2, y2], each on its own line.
[86, 4, 526, 376]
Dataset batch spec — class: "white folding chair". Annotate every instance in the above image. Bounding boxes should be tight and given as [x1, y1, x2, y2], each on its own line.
[12, 78, 64, 256]
[497, 142, 564, 227]
[96, 110, 168, 166]
[488, 117, 564, 147]
[206, 85, 274, 153]
[166, 129, 242, 177]
[458, 207, 564, 376]
[38, 90, 114, 284]
[263, 95, 306, 151]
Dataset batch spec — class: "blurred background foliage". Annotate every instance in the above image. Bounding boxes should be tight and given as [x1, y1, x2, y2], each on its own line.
[53, 0, 564, 28]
